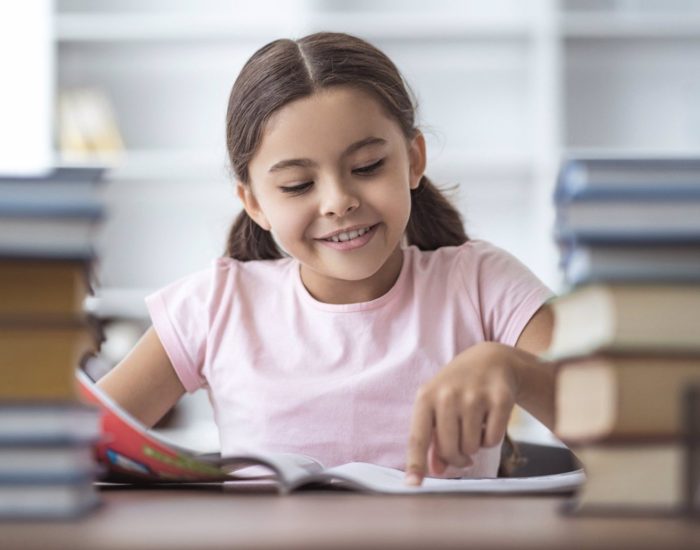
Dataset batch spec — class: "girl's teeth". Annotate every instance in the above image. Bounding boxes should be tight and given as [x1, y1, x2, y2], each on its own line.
[328, 226, 371, 242]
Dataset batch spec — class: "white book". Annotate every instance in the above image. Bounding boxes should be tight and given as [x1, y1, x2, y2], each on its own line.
[0, 480, 99, 519]
[0, 216, 99, 256]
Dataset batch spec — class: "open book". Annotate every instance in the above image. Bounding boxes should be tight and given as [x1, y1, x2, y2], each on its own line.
[76, 370, 585, 495]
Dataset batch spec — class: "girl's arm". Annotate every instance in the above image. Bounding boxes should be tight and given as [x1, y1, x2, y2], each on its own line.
[512, 304, 555, 429]
[97, 326, 186, 428]
[404, 305, 555, 485]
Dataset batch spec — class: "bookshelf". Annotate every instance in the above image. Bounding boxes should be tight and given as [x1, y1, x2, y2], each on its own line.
[55, 0, 556, 292]
[56, 0, 700, 443]
[55, 0, 700, 294]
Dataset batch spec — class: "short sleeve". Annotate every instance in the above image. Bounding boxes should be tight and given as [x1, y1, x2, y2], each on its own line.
[462, 241, 554, 347]
[144, 268, 215, 393]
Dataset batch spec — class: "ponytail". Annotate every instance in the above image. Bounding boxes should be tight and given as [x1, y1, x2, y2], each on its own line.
[406, 176, 468, 249]
[226, 210, 282, 261]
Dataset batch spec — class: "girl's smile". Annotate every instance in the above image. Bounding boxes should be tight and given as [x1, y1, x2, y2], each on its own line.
[315, 222, 381, 250]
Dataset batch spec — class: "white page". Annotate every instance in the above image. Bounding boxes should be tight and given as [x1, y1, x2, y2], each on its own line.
[310, 462, 586, 495]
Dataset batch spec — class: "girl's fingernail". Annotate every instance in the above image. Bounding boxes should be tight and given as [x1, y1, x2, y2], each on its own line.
[405, 473, 421, 486]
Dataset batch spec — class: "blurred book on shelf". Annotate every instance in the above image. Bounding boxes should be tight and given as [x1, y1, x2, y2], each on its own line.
[58, 88, 124, 162]
[549, 155, 700, 516]
[0, 166, 107, 519]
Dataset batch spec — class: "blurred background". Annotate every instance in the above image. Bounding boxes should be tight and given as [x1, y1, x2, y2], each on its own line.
[3, 0, 700, 448]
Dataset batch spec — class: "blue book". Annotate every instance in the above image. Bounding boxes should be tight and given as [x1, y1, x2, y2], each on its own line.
[0, 165, 106, 205]
[558, 242, 700, 286]
[555, 157, 700, 202]
[554, 198, 700, 241]
[0, 442, 100, 483]
[0, 403, 101, 445]
[0, 478, 100, 519]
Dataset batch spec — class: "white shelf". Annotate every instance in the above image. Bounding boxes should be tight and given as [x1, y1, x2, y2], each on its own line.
[79, 148, 535, 182]
[103, 150, 231, 182]
[85, 287, 154, 320]
[562, 13, 700, 38]
[56, 12, 534, 42]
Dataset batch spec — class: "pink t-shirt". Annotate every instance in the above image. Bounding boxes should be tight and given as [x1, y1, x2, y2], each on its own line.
[145, 240, 552, 477]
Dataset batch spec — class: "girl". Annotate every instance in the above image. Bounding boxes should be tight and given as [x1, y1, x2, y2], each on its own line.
[98, 32, 556, 487]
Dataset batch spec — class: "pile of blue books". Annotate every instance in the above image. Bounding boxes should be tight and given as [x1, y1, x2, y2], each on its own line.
[554, 156, 700, 287]
[0, 166, 106, 519]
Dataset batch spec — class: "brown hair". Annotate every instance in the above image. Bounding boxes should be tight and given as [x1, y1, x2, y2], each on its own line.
[224, 31, 468, 260]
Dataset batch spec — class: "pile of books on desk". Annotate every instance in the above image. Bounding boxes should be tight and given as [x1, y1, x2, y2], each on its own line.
[547, 156, 700, 515]
[0, 166, 106, 518]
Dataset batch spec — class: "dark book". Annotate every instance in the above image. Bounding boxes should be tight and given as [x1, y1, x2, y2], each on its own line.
[558, 242, 700, 286]
[567, 442, 685, 514]
[556, 157, 700, 202]
[556, 354, 700, 442]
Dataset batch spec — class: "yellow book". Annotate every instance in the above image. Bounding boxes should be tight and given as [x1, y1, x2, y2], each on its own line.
[0, 318, 101, 400]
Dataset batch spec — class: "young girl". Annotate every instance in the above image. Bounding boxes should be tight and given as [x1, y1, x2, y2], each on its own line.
[98, 32, 556, 487]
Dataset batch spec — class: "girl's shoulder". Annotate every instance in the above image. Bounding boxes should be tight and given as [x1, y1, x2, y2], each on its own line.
[406, 239, 546, 297]
[154, 256, 297, 300]
[407, 239, 514, 276]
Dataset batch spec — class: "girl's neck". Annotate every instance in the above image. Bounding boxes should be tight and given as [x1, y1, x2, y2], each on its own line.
[299, 246, 404, 305]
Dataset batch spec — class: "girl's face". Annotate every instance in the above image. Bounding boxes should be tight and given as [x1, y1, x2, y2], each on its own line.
[239, 86, 425, 303]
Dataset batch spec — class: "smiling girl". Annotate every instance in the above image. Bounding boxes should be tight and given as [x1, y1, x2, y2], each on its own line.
[98, 32, 556, 486]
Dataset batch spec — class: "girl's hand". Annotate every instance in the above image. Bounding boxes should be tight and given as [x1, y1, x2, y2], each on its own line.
[404, 342, 523, 486]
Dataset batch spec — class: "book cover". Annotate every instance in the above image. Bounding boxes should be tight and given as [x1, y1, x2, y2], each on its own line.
[0, 478, 100, 519]
[566, 442, 686, 514]
[0, 257, 93, 317]
[544, 284, 700, 360]
[0, 318, 102, 400]
[556, 157, 700, 202]
[555, 355, 700, 442]
[0, 402, 101, 445]
[558, 243, 700, 286]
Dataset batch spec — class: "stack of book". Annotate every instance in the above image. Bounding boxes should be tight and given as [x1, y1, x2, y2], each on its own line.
[0, 166, 106, 519]
[547, 156, 700, 514]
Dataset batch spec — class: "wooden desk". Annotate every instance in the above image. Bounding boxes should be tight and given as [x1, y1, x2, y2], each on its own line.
[2, 485, 699, 550]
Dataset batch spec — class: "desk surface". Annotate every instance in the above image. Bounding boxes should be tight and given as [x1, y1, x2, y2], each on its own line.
[3, 486, 699, 550]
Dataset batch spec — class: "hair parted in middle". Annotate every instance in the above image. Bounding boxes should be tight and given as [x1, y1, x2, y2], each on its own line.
[225, 31, 468, 261]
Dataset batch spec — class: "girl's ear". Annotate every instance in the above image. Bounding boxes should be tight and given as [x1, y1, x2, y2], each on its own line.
[408, 131, 427, 190]
[236, 183, 272, 231]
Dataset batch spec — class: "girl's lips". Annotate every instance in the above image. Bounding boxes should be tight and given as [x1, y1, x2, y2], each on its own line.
[317, 223, 379, 251]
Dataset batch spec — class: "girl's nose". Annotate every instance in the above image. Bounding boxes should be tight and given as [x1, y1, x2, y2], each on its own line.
[319, 179, 360, 218]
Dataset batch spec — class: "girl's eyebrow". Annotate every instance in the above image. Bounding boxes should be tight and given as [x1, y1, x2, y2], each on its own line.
[268, 136, 387, 173]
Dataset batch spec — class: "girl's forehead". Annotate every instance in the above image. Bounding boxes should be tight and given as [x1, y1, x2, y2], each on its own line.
[255, 87, 402, 160]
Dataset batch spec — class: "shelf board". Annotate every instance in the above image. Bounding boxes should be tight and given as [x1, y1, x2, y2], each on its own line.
[429, 149, 533, 177]
[81, 148, 535, 182]
[56, 12, 534, 43]
[562, 13, 700, 38]
[85, 287, 154, 320]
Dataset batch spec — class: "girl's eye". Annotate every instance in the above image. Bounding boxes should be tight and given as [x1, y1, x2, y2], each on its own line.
[353, 158, 385, 176]
[280, 181, 313, 195]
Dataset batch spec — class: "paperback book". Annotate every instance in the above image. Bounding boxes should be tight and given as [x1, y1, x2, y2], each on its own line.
[76, 370, 585, 495]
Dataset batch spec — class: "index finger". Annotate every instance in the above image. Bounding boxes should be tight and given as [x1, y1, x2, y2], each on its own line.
[405, 394, 434, 486]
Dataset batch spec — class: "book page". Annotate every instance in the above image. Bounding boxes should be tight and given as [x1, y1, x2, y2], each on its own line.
[217, 451, 325, 486]
[297, 462, 586, 494]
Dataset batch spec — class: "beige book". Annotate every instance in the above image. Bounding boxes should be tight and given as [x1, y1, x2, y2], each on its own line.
[556, 355, 700, 441]
[545, 284, 700, 360]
